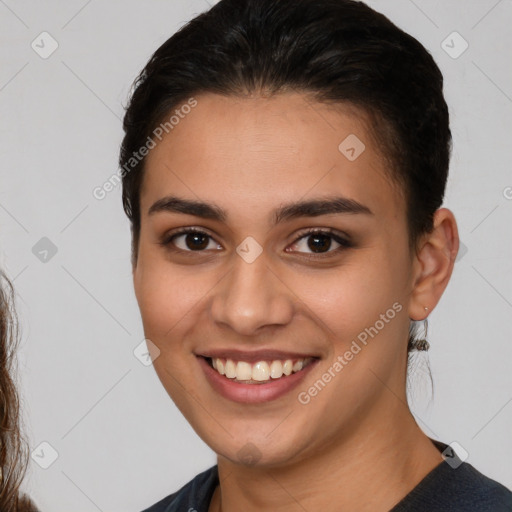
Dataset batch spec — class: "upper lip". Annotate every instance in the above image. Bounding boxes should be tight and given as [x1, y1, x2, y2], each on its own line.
[197, 349, 320, 363]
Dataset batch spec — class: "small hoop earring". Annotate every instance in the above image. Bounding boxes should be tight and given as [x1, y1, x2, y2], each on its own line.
[410, 307, 430, 351]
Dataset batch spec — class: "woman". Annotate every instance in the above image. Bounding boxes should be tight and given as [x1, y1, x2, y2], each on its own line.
[119, 0, 512, 510]
[0, 270, 40, 511]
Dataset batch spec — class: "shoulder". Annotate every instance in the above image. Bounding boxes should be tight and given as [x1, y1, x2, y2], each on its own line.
[392, 442, 512, 511]
[431, 461, 512, 510]
[141, 465, 218, 512]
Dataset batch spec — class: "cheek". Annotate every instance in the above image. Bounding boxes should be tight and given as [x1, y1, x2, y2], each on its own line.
[295, 258, 409, 382]
[301, 261, 399, 328]
[133, 255, 219, 343]
[134, 263, 202, 397]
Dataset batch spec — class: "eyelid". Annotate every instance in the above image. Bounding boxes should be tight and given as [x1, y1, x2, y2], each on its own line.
[161, 226, 218, 242]
[292, 226, 351, 243]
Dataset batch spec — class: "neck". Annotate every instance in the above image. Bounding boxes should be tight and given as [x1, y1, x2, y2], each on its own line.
[210, 397, 443, 512]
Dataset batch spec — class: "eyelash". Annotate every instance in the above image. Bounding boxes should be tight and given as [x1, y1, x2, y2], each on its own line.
[159, 227, 352, 260]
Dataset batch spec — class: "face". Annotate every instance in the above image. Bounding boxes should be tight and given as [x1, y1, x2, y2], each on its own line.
[133, 92, 418, 467]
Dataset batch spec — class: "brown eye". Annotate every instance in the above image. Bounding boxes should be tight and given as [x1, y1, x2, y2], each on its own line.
[306, 233, 332, 253]
[181, 232, 210, 250]
[287, 229, 352, 257]
[161, 228, 222, 252]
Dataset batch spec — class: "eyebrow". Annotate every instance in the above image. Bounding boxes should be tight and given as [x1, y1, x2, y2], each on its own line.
[147, 194, 373, 225]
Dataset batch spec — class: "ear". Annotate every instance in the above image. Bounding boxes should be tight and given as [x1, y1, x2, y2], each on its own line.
[408, 208, 459, 321]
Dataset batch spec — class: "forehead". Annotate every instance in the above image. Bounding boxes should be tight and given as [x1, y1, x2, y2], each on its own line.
[140, 92, 403, 224]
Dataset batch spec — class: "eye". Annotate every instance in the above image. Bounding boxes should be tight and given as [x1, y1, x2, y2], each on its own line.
[160, 227, 222, 252]
[286, 228, 352, 258]
[160, 226, 351, 259]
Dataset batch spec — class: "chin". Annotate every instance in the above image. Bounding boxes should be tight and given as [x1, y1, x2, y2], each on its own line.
[201, 427, 306, 468]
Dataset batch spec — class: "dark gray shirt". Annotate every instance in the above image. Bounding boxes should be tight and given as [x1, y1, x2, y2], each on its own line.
[142, 440, 512, 511]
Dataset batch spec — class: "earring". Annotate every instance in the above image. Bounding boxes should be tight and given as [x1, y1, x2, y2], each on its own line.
[411, 307, 430, 351]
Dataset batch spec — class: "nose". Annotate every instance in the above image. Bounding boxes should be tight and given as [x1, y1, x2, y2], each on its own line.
[210, 250, 294, 336]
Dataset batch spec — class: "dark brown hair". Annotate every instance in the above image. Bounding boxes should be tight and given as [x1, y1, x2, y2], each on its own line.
[0, 270, 39, 511]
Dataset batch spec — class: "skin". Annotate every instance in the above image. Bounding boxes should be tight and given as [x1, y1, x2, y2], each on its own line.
[132, 92, 459, 512]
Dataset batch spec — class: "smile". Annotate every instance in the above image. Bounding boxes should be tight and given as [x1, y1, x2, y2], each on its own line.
[197, 354, 320, 403]
[207, 357, 315, 383]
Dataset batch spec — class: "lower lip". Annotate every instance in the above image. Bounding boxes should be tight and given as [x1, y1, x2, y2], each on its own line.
[197, 356, 319, 404]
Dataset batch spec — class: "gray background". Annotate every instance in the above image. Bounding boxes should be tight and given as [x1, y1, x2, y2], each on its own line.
[0, 0, 511, 510]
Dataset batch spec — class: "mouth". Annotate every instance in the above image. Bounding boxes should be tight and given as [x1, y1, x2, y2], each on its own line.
[196, 353, 320, 403]
[203, 356, 317, 384]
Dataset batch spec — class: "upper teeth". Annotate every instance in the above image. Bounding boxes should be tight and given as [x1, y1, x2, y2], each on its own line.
[211, 357, 313, 382]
